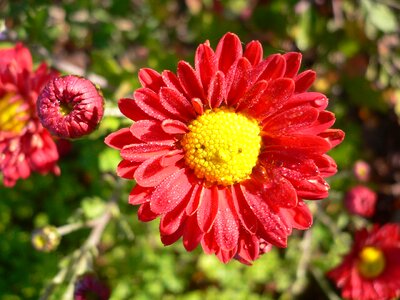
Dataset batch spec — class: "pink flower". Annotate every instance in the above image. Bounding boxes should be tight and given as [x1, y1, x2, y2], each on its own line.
[328, 224, 400, 300]
[0, 43, 60, 187]
[353, 160, 371, 182]
[105, 32, 344, 263]
[74, 273, 110, 300]
[345, 185, 377, 217]
[37, 75, 104, 139]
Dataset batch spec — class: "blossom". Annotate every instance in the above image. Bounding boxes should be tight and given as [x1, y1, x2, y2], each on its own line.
[345, 185, 377, 217]
[105, 32, 344, 263]
[0, 43, 59, 187]
[327, 224, 400, 300]
[37, 75, 104, 139]
[74, 273, 110, 300]
[353, 160, 371, 182]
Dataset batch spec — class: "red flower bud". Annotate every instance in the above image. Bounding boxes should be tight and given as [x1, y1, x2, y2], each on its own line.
[37, 75, 104, 139]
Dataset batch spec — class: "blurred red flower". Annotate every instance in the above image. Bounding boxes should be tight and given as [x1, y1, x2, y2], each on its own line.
[345, 185, 377, 217]
[0, 43, 60, 187]
[353, 160, 371, 182]
[74, 273, 110, 300]
[37, 75, 104, 139]
[105, 32, 344, 263]
[328, 224, 400, 300]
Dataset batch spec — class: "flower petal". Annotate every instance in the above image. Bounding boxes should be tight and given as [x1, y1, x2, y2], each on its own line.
[236, 80, 268, 111]
[128, 184, 152, 205]
[159, 87, 196, 121]
[162, 70, 187, 96]
[138, 202, 158, 222]
[213, 188, 240, 251]
[138, 68, 164, 92]
[160, 198, 188, 235]
[283, 52, 302, 78]
[295, 70, 316, 93]
[319, 129, 345, 148]
[183, 214, 203, 251]
[207, 71, 226, 108]
[197, 186, 219, 233]
[105, 128, 137, 150]
[264, 176, 298, 210]
[118, 97, 146, 121]
[244, 40, 263, 66]
[177, 61, 205, 101]
[225, 57, 252, 106]
[134, 88, 173, 120]
[161, 119, 188, 135]
[195, 43, 216, 93]
[134, 155, 181, 187]
[280, 200, 313, 230]
[231, 185, 257, 234]
[117, 159, 140, 179]
[150, 168, 193, 214]
[120, 143, 172, 162]
[215, 32, 243, 74]
[251, 54, 286, 84]
[130, 120, 175, 143]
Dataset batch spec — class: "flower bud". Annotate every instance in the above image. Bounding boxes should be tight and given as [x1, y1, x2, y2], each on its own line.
[345, 185, 377, 217]
[74, 273, 110, 300]
[31, 226, 61, 252]
[37, 75, 104, 139]
[353, 160, 371, 182]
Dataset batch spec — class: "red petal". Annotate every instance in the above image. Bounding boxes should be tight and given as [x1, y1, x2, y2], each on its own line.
[207, 71, 225, 108]
[128, 184, 152, 205]
[289, 92, 328, 111]
[281, 200, 313, 230]
[118, 97, 146, 121]
[216, 248, 236, 263]
[138, 68, 164, 92]
[319, 129, 345, 148]
[161, 119, 188, 134]
[186, 183, 202, 216]
[117, 159, 140, 179]
[251, 78, 295, 119]
[264, 176, 298, 209]
[159, 87, 196, 121]
[225, 57, 252, 106]
[236, 233, 260, 263]
[138, 202, 159, 222]
[244, 40, 263, 66]
[262, 106, 319, 134]
[213, 188, 239, 250]
[283, 52, 302, 78]
[295, 70, 316, 93]
[130, 120, 175, 144]
[161, 225, 184, 245]
[162, 70, 187, 96]
[263, 135, 332, 155]
[160, 199, 188, 235]
[236, 80, 268, 111]
[231, 185, 257, 234]
[120, 143, 171, 162]
[315, 154, 337, 177]
[251, 54, 286, 84]
[197, 186, 219, 233]
[134, 155, 181, 187]
[195, 43, 216, 93]
[105, 128, 137, 150]
[134, 88, 172, 120]
[240, 182, 289, 247]
[150, 168, 193, 214]
[160, 150, 184, 167]
[215, 32, 243, 74]
[183, 214, 203, 251]
[177, 61, 205, 101]
[298, 111, 336, 135]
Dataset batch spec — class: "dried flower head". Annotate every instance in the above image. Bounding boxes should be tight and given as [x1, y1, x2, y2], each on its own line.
[105, 32, 344, 264]
[37, 75, 104, 139]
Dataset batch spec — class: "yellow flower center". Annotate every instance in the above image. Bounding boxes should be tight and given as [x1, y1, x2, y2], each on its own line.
[357, 246, 386, 279]
[181, 107, 261, 186]
[0, 94, 29, 134]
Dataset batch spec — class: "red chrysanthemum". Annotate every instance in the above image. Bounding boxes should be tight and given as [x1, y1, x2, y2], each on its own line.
[105, 32, 344, 264]
[345, 185, 377, 217]
[327, 224, 400, 300]
[0, 43, 60, 187]
[74, 273, 110, 300]
[37, 75, 104, 139]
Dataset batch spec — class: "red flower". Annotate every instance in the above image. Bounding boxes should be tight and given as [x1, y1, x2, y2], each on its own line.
[37, 75, 104, 139]
[105, 32, 344, 263]
[327, 224, 400, 300]
[74, 273, 110, 300]
[345, 185, 377, 217]
[0, 43, 59, 187]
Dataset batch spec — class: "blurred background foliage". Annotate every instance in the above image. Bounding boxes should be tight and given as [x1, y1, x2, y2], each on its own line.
[0, 0, 399, 299]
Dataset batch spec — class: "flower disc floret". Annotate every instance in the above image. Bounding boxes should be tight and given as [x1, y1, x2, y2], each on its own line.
[357, 246, 386, 278]
[181, 107, 261, 186]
